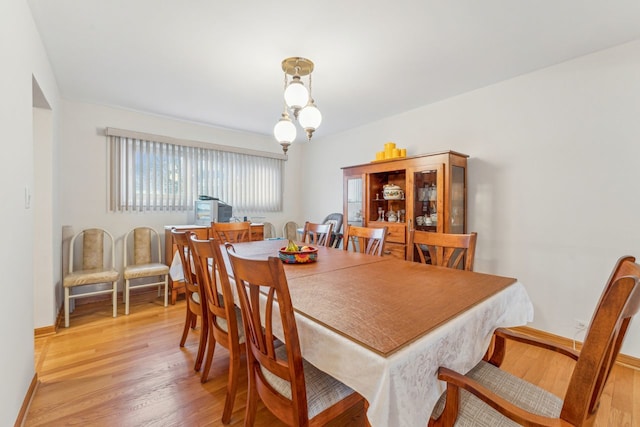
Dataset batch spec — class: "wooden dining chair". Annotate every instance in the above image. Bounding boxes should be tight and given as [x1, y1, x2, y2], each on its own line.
[429, 255, 640, 427]
[189, 235, 245, 423]
[343, 224, 388, 256]
[211, 221, 252, 243]
[171, 229, 208, 372]
[300, 221, 334, 247]
[225, 244, 368, 426]
[410, 230, 477, 271]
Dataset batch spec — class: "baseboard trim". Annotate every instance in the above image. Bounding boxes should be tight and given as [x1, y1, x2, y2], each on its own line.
[14, 373, 38, 427]
[510, 326, 640, 370]
[34, 325, 56, 338]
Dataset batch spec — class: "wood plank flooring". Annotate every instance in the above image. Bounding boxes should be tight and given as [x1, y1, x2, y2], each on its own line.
[26, 290, 639, 426]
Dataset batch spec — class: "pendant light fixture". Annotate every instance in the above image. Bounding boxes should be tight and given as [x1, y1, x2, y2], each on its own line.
[274, 57, 322, 153]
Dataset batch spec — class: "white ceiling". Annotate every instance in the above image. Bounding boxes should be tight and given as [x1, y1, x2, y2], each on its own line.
[28, 0, 640, 139]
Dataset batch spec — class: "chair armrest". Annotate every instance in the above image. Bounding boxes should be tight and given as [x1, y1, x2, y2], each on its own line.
[485, 328, 580, 367]
[431, 367, 569, 427]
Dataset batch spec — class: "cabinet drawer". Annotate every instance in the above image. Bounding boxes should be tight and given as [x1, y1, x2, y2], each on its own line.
[250, 224, 264, 241]
[383, 242, 406, 259]
[368, 222, 406, 244]
[384, 223, 406, 244]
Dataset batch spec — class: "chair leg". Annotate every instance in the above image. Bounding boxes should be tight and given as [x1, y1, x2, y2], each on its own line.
[125, 279, 130, 315]
[112, 281, 118, 318]
[64, 288, 70, 328]
[244, 368, 258, 427]
[194, 315, 208, 372]
[201, 325, 217, 383]
[180, 310, 193, 347]
[221, 347, 241, 424]
[163, 276, 168, 307]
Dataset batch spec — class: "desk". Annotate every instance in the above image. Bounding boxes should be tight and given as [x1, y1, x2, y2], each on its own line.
[170, 240, 533, 426]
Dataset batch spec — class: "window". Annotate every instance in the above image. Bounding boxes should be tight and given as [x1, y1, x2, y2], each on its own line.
[107, 128, 285, 213]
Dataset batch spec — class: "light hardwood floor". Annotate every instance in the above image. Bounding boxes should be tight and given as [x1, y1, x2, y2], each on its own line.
[26, 291, 639, 426]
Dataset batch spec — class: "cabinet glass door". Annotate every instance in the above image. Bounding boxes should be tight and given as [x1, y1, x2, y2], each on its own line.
[412, 165, 444, 232]
[450, 165, 465, 234]
[345, 177, 363, 227]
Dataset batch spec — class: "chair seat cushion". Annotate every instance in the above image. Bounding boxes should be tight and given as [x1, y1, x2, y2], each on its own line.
[262, 345, 357, 419]
[64, 268, 119, 288]
[124, 262, 169, 279]
[431, 360, 563, 426]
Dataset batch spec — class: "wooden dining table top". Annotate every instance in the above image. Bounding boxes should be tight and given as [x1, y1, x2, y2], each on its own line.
[228, 239, 517, 357]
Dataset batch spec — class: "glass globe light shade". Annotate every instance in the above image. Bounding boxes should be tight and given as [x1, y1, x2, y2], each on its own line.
[273, 114, 297, 144]
[284, 77, 309, 110]
[299, 102, 322, 131]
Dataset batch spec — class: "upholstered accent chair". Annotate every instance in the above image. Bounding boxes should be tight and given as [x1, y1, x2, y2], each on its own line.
[63, 228, 119, 327]
[283, 221, 299, 241]
[262, 221, 277, 239]
[123, 226, 169, 314]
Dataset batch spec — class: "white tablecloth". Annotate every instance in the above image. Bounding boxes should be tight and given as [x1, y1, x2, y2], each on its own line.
[293, 281, 532, 426]
[169, 250, 533, 426]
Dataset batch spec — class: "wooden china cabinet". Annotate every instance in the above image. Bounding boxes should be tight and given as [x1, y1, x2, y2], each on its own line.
[342, 150, 468, 260]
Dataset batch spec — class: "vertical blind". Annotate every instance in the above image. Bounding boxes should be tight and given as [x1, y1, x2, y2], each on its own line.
[108, 132, 284, 213]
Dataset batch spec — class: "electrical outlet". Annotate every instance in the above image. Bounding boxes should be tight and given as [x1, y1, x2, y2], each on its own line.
[574, 319, 587, 330]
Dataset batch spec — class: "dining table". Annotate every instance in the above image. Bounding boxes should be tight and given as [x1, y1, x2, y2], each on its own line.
[169, 239, 534, 427]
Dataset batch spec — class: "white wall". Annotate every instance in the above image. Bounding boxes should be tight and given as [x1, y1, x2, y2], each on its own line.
[1, 0, 60, 424]
[303, 40, 640, 357]
[33, 105, 58, 328]
[58, 100, 305, 288]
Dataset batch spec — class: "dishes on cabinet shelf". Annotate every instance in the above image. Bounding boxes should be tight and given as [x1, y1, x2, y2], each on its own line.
[383, 184, 404, 200]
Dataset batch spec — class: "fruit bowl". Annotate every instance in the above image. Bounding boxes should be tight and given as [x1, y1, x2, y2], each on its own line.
[278, 245, 318, 264]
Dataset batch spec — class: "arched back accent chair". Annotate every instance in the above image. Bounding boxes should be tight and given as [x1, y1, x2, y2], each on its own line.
[123, 226, 169, 314]
[63, 228, 119, 327]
